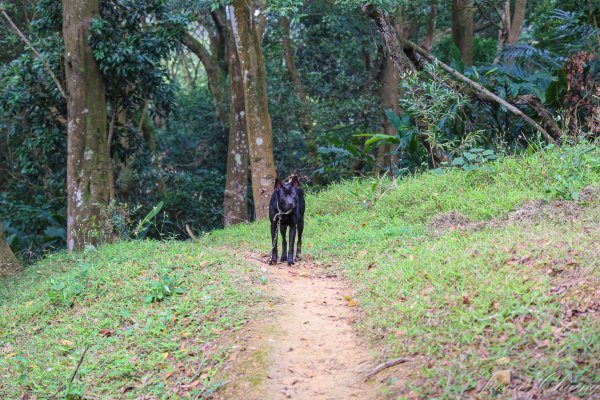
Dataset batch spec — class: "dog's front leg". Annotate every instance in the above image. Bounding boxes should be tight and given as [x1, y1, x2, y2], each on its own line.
[287, 223, 296, 265]
[270, 221, 278, 265]
[280, 225, 288, 263]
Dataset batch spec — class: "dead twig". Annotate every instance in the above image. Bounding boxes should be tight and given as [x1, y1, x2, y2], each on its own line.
[68, 346, 89, 386]
[50, 345, 90, 398]
[364, 357, 409, 380]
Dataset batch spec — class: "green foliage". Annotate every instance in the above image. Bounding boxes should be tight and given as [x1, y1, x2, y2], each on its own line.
[545, 144, 600, 200]
[47, 277, 84, 307]
[433, 36, 497, 67]
[449, 147, 498, 172]
[144, 268, 184, 303]
[134, 201, 164, 238]
[89, 0, 187, 113]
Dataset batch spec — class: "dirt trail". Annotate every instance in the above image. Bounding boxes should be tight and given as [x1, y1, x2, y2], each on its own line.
[218, 254, 379, 400]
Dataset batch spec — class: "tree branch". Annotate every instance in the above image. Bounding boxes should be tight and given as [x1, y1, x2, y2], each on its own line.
[182, 31, 213, 71]
[1, 9, 67, 99]
[397, 37, 558, 145]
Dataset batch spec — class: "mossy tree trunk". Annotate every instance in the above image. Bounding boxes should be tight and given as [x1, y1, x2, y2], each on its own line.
[63, 0, 110, 251]
[0, 224, 21, 277]
[223, 22, 249, 226]
[229, 0, 276, 220]
[377, 53, 401, 174]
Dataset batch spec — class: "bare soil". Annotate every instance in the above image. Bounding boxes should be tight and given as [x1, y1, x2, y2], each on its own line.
[215, 254, 380, 400]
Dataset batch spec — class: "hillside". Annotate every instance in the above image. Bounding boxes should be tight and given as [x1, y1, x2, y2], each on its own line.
[1, 145, 599, 399]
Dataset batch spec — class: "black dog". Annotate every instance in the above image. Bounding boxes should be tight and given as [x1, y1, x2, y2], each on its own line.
[269, 176, 305, 266]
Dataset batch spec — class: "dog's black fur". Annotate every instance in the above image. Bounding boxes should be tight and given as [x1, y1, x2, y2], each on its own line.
[269, 176, 305, 266]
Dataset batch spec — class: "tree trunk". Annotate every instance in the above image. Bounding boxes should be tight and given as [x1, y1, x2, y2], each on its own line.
[0, 224, 21, 277]
[63, 0, 110, 251]
[223, 22, 249, 226]
[451, 0, 474, 67]
[421, 1, 438, 51]
[280, 16, 322, 185]
[508, 0, 527, 44]
[377, 53, 401, 174]
[494, 0, 527, 63]
[229, 0, 277, 220]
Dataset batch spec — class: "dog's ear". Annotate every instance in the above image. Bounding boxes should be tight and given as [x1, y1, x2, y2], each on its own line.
[274, 178, 282, 191]
[291, 176, 300, 188]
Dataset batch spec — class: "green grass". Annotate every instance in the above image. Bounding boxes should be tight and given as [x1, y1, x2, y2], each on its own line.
[1, 144, 598, 399]
[0, 241, 269, 398]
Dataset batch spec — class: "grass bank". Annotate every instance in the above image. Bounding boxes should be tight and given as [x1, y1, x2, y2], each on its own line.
[1, 144, 598, 399]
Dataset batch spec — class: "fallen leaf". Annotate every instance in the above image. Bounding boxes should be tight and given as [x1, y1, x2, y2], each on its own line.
[343, 295, 353, 301]
[211, 328, 222, 335]
[99, 329, 115, 337]
[347, 299, 358, 307]
[59, 339, 73, 346]
[493, 370, 512, 385]
[462, 293, 471, 305]
[121, 386, 135, 394]
[165, 371, 175, 380]
[299, 270, 309, 277]
[4, 353, 16, 359]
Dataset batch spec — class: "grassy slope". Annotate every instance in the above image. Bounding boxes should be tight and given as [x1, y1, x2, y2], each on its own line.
[1, 145, 598, 399]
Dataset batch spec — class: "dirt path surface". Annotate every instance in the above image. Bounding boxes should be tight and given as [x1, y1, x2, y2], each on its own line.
[218, 254, 379, 400]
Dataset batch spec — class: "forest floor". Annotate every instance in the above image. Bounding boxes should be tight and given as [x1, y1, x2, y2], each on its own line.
[0, 145, 599, 399]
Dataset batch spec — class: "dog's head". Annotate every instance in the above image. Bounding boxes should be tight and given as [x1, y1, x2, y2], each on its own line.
[274, 176, 301, 212]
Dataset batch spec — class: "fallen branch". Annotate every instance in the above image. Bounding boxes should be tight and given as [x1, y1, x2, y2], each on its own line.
[364, 357, 409, 380]
[515, 95, 562, 139]
[397, 37, 558, 145]
[1, 10, 67, 99]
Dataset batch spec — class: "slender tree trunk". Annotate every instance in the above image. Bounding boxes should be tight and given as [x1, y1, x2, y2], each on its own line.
[451, 0, 474, 67]
[223, 23, 249, 226]
[0, 224, 21, 277]
[280, 16, 322, 185]
[508, 0, 527, 44]
[377, 54, 401, 174]
[63, 0, 110, 251]
[422, 1, 438, 51]
[494, 0, 527, 63]
[229, 0, 277, 220]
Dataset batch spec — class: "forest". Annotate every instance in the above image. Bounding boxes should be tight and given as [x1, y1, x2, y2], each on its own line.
[0, 0, 599, 399]
[0, 0, 596, 260]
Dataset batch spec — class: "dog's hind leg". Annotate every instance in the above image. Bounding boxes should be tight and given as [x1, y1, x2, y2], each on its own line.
[280, 225, 288, 263]
[296, 217, 303, 259]
[270, 222, 278, 265]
